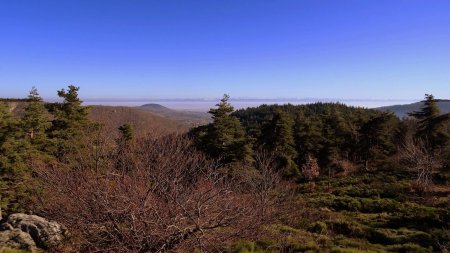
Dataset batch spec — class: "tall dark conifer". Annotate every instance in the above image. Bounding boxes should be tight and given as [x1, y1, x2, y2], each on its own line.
[48, 85, 90, 159]
[204, 94, 252, 164]
[21, 87, 51, 153]
[408, 94, 450, 150]
[359, 113, 397, 170]
[263, 109, 299, 176]
[0, 101, 29, 213]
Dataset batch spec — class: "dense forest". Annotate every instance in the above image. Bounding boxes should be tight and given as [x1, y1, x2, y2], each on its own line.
[0, 87, 449, 252]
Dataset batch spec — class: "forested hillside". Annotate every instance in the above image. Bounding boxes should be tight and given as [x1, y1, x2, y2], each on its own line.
[0, 89, 449, 252]
[232, 102, 399, 174]
[378, 99, 450, 118]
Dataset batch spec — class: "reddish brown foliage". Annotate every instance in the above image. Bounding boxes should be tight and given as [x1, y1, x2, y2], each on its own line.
[35, 134, 287, 252]
[301, 154, 320, 181]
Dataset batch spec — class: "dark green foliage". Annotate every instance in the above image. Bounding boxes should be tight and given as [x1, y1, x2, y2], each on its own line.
[118, 123, 134, 141]
[191, 94, 252, 164]
[408, 94, 450, 150]
[21, 87, 51, 153]
[233, 102, 398, 172]
[386, 243, 432, 253]
[309, 221, 328, 234]
[47, 85, 90, 159]
[316, 195, 404, 213]
[262, 109, 298, 176]
[0, 101, 30, 213]
[294, 112, 324, 163]
[358, 113, 398, 170]
[228, 241, 264, 253]
[1, 86, 92, 214]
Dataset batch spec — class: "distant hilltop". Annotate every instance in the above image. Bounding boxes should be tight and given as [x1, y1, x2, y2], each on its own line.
[137, 103, 211, 126]
[377, 99, 450, 118]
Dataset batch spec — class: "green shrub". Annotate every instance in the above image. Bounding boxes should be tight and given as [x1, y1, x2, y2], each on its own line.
[385, 205, 447, 230]
[229, 240, 260, 253]
[386, 243, 432, 253]
[359, 198, 400, 213]
[314, 195, 404, 213]
[331, 248, 380, 253]
[366, 228, 433, 247]
[309, 221, 328, 234]
[277, 225, 300, 234]
[255, 239, 275, 249]
[280, 240, 320, 253]
[326, 220, 365, 236]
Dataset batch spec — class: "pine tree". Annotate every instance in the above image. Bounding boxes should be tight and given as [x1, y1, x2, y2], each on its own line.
[263, 109, 299, 176]
[204, 94, 252, 164]
[48, 85, 90, 159]
[294, 112, 323, 163]
[21, 87, 51, 152]
[118, 123, 134, 141]
[408, 94, 450, 150]
[359, 113, 397, 170]
[0, 102, 29, 213]
[0, 102, 12, 213]
[0, 102, 11, 143]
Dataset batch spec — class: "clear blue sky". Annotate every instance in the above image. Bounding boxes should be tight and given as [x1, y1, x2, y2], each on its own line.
[1, 0, 450, 101]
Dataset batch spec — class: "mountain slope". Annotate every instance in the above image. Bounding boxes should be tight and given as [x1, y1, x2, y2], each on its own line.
[89, 105, 187, 137]
[136, 103, 211, 126]
[377, 100, 450, 118]
[2, 101, 187, 136]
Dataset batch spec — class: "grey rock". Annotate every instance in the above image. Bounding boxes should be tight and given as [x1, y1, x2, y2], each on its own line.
[0, 228, 37, 252]
[3, 213, 68, 249]
[0, 222, 13, 231]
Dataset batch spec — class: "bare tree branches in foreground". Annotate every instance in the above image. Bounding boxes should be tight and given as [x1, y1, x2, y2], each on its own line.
[35, 135, 287, 252]
[400, 138, 443, 194]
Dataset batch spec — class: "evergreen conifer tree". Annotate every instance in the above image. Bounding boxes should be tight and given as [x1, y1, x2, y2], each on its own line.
[263, 109, 299, 176]
[294, 112, 323, 163]
[21, 87, 51, 152]
[359, 113, 397, 170]
[0, 102, 12, 212]
[0, 102, 29, 213]
[408, 94, 450, 150]
[119, 123, 134, 141]
[48, 85, 90, 159]
[205, 94, 252, 164]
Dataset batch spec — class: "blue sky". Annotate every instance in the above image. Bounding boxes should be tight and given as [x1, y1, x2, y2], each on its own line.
[1, 0, 450, 101]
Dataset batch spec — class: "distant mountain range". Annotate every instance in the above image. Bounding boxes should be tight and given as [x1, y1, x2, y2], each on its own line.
[6, 98, 450, 128]
[136, 104, 211, 126]
[376, 99, 450, 118]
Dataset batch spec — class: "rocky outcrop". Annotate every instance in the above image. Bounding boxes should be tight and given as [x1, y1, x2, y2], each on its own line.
[0, 228, 37, 252]
[0, 213, 68, 251]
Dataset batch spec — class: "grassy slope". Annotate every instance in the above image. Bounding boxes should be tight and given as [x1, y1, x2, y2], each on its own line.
[229, 170, 449, 253]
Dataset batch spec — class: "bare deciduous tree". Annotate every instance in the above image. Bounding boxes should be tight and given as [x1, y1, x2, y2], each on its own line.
[301, 154, 320, 192]
[400, 138, 443, 194]
[252, 150, 281, 222]
[35, 134, 258, 252]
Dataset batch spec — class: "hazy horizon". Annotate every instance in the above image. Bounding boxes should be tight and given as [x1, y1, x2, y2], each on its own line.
[80, 97, 420, 112]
